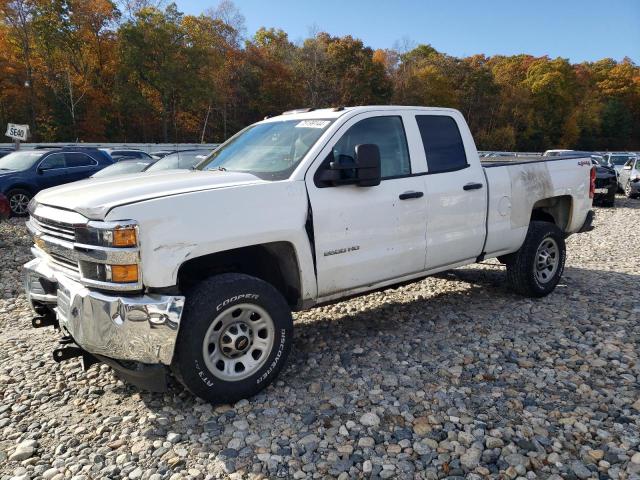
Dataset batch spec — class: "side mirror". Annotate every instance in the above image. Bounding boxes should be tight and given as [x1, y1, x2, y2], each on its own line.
[354, 144, 381, 187]
[316, 144, 381, 187]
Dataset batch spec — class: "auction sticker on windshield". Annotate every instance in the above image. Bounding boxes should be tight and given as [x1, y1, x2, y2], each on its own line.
[295, 120, 330, 129]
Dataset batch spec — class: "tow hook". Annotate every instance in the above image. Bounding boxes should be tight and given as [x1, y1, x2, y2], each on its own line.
[53, 346, 84, 363]
[53, 345, 100, 371]
[31, 314, 59, 329]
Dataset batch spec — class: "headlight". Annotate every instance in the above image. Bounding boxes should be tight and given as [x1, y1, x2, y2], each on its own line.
[75, 221, 138, 248]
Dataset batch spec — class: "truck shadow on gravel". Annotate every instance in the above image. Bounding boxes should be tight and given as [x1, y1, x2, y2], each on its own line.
[131, 263, 638, 424]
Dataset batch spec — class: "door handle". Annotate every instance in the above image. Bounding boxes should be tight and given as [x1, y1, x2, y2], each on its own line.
[463, 182, 484, 191]
[399, 191, 424, 200]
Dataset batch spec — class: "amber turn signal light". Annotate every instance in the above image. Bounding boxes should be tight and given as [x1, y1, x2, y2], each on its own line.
[112, 227, 137, 247]
[110, 264, 138, 283]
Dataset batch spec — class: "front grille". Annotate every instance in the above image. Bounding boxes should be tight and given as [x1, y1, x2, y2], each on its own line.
[50, 252, 80, 274]
[31, 215, 75, 242]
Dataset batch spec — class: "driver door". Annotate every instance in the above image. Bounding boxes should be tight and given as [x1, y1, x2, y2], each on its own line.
[305, 112, 428, 297]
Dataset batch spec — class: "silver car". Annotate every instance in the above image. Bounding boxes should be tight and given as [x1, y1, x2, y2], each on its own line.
[618, 156, 640, 198]
[604, 153, 636, 175]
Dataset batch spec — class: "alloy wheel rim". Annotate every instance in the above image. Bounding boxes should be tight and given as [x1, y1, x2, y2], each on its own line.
[10, 193, 29, 215]
[625, 182, 631, 197]
[534, 237, 559, 284]
[202, 303, 275, 381]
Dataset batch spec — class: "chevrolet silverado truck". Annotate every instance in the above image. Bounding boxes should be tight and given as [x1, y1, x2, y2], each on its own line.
[24, 106, 596, 403]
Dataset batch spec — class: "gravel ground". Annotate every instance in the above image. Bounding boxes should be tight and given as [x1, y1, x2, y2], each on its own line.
[1, 197, 639, 480]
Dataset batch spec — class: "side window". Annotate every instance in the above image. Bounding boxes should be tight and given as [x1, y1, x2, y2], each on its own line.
[40, 153, 66, 170]
[416, 115, 468, 173]
[331, 116, 411, 178]
[65, 152, 96, 167]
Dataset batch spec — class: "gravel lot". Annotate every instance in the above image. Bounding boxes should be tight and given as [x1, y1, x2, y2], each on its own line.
[1, 197, 639, 480]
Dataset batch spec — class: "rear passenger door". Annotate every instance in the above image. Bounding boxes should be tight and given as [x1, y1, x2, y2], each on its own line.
[415, 114, 488, 269]
[64, 152, 100, 182]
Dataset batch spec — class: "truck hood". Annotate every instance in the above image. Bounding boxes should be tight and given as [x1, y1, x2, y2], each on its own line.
[35, 169, 265, 219]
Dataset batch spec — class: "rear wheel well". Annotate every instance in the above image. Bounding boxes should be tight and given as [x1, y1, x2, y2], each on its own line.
[531, 195, 572, 230]
[177, 242, 302, 309]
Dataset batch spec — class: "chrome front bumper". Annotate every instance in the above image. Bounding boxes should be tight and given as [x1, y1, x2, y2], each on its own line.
[24, 256, 185, 365]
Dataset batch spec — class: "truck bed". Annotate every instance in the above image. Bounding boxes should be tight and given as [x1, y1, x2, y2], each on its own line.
[481, 154, 587, 168]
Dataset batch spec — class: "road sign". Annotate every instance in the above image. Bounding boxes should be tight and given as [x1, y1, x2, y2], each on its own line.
[5, 123, 29, 141]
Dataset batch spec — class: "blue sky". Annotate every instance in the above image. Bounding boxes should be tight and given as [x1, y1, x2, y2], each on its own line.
[175, 0, 639, 63]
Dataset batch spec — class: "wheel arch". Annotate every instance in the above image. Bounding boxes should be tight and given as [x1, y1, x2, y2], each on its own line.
[6, 183, 35, 195]
[177, 241, 303, 310]
[530, 195, 573, 231]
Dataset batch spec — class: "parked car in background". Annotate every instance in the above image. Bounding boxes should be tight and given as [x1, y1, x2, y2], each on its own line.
[590, 156, 617, 206]
[91, 158, 156, 178]
[603, 153, 637, 175]
[0, 193, 10, 220]
[144, 149, 212, 172]
[0, 148, 113, 215]
[543, 149, 573, 157]
[618, 156, 640, 198]
[100, 148, 154, 162]
[149, 149, 176, 159]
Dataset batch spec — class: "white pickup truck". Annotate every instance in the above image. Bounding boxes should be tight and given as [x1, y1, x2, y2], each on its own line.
[24, 106, 596, 403]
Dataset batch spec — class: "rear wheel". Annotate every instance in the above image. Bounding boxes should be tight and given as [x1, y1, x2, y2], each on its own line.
[7, 189, 31, 216]
[172, 273, 293, 403]
[505, 221, 566, 297]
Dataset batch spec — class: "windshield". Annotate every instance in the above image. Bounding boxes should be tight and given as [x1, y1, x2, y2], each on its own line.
[610, 155, 631, 166]
[197, 119, 333, 180]
[0, 151, 43, 171]
[92, 160, 153, 178]
[145, 150, 212, 172]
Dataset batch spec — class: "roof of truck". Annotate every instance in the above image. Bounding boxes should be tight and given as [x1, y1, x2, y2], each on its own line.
[263, 106, 460, 122]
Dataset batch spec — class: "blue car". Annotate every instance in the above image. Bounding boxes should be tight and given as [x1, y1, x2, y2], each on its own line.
[0, 147, 113, 215]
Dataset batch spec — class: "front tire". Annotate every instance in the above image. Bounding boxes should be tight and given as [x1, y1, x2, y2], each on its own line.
[7, 189, 32, 216]
[172, 273, 293, 403]
[505, 221, 566, 297]
[624, 181, 637, 199]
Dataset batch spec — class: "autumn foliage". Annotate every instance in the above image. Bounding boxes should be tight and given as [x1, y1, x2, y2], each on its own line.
[1, 1, 639, 151]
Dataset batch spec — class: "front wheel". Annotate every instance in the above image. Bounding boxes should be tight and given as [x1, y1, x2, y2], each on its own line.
[505, 221, 566, 297]
[172, 273, 293, 403]
[7, 189, 32, 216]
[624, 181, 637, 199]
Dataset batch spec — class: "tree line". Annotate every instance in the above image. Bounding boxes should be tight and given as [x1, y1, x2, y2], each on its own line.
[1, 0, 639, 151]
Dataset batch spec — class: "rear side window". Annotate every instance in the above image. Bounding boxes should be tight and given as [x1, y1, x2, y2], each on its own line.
[65, 152, 96, 167]
[416, 115, 468, 174]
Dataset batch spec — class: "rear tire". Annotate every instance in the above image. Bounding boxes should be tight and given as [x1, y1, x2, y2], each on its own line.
[505, 221, 566, 297]
[7, 189, 31, 216]
[172, 273, 293, 403]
